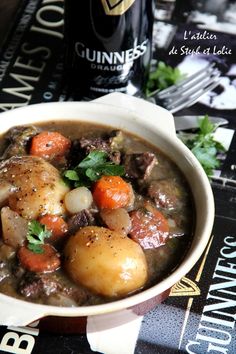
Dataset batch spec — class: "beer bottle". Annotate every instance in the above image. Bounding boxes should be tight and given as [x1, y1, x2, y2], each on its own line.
[64, 0, 154, 100]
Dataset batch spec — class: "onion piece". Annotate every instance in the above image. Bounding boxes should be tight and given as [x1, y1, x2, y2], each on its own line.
[0, 180, 14, 207]
[0, 241, 16, 264]
[46, 294, 77, 307]
[100, 208, 131, 235]
[1, 207, 28, 248]
[64, 187, 93, 214]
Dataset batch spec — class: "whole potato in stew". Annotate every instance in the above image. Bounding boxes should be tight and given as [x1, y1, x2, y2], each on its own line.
[0, 156, 69, 219]
[64, 226, 148, 297]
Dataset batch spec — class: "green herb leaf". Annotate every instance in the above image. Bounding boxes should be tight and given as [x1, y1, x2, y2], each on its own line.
[96, 163, 125, 176]
[64, 150, 125, 187]
[27, 243, 44, 254]
[78, 151, 108, 168]
[85, 167, 101, 181]
[64, 170, 80, 181]
[27, 220, 51, 253]
[198, 115, 215, 135]
[86, 163, 125, 181]
[178, 115, 226, 178]
[146, 61, 186, 95]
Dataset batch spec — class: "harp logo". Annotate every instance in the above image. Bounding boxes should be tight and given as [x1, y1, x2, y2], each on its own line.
[101, 0, 135, 15]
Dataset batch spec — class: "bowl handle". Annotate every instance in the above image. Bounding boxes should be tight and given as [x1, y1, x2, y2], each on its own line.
[0, 299, 44, 326]
[93, 93, 176, 137]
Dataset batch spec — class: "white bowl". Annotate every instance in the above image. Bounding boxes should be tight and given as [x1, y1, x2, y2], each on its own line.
[0, 93, 214, 332]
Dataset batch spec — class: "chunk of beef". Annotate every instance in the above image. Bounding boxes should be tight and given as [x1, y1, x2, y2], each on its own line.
[18, 272, 62, 298]
[1, 126, 39, 159]
[80, 136, 109, 151]
[129, 204, 169, 249]
[79, 130, 123, 164]
[18, 272, 89, 305]
[67, 209, 96, 235]
[147, 179, 184, 210]
[124, 152, 157, 180]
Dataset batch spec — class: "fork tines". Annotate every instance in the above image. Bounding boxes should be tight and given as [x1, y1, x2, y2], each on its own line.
[154, 62, 221, 113]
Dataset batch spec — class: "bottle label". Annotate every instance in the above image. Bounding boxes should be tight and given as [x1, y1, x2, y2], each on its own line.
[75, 38, 148, 67]
[74, 38, 149, 95]
[101, 0, 135, 15]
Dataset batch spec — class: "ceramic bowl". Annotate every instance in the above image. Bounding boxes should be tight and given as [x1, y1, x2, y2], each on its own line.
[0, 93, 214, 333]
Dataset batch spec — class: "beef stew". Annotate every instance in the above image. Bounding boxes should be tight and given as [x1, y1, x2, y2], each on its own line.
[0, 121, 194, 307]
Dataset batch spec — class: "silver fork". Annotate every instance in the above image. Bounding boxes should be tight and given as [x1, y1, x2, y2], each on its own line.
[148, 62, 221, 114]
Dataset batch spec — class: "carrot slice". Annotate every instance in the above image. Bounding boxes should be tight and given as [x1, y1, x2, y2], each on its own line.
[30, 131, 71, 159]
[93, 176, 132, 209]
[39, 215, 68, 241]
[129, 203, 169, 249]
[18, 244, 60, 273]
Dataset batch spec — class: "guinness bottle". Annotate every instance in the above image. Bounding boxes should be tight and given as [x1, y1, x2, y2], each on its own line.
[64, 0, 154, 100]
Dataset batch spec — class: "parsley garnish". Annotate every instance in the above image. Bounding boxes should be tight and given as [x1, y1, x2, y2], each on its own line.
[64, 150, 125, 187]
[146, 61, 186, 96]
[178, 115, 226, 177]
[27, 220, 51, 254]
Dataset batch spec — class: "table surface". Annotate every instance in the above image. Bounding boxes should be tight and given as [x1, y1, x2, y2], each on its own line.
[0, 0, 22, 47]
[0, 1, 236, 353]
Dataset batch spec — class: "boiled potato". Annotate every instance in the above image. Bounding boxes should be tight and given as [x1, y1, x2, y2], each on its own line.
[0, 156, 69, 219]
[64, 226, 148, 297]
